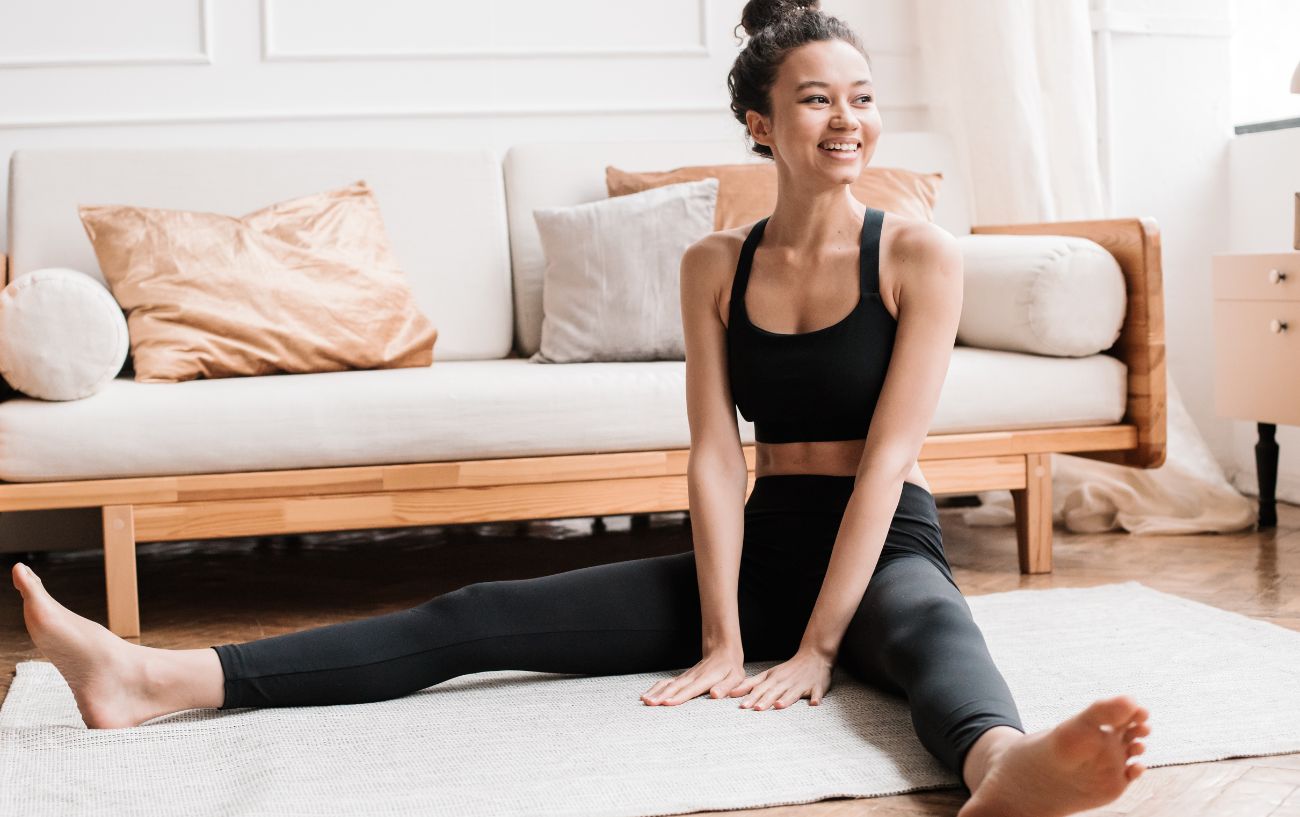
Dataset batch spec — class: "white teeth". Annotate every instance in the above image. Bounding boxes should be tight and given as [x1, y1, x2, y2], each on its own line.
[820, 143, 858, 151]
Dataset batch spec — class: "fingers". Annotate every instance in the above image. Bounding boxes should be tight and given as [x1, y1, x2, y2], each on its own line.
[754, 683, 789, 711]
[644, 662, 827, 710]
[642, 665, 744, 706]
[641, 675, 704, 706]
[728, 670, 767, 701]
[743, 682, 807, 710]
[740, 675, 795, 711]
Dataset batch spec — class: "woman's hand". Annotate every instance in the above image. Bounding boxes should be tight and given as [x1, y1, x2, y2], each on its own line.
[641, 646, 746, 706]
[730, 648, 834, 710]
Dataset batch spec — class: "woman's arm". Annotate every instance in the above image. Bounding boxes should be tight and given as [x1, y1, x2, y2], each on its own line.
[798, 222, 965, 661]
[679, 236, 751, 652]
[687, 455, 749, 650]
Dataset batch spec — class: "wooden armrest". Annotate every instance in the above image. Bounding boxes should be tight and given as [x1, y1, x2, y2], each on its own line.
[969, 217, 1166, 469]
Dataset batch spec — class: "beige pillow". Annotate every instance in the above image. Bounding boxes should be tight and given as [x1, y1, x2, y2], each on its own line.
[78, 181, 438, 383]
[606, 162, 942, 230]
[531, 178, 719, 363]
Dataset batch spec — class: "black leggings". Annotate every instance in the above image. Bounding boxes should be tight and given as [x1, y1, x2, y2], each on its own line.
[211, 476, 1023, 790]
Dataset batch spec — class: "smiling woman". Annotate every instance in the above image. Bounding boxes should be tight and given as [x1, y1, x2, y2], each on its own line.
[8, 3, 1146, 817]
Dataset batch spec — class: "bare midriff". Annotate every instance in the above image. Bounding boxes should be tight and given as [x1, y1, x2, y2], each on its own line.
[755, 439, 930, 493]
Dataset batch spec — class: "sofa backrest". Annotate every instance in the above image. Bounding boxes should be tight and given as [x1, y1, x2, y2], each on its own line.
[503, 131, 970, 358]
[6, 148, 513, 361]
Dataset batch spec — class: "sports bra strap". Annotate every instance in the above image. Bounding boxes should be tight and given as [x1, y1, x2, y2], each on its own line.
[728, 216, 769, 326]
[730, 209, 884, 326]
[860, 207, 883, 296]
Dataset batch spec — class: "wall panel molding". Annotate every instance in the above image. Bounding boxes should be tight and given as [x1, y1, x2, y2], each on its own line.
[260, 0, 711, 62]
[0, 0, 212, 69]
[0, 101, 926, 131]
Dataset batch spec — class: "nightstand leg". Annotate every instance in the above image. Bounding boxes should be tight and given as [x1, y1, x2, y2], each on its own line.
[1255, 422, 1278, 529]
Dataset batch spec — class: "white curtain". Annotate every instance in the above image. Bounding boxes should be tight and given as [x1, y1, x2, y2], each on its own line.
[915, 0, 1255, 535]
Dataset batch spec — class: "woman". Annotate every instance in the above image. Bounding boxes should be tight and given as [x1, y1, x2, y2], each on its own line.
[11, 1, 1150, 814]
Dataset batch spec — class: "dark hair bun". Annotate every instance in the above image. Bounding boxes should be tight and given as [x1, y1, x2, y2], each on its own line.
[739, 0, 821, 38]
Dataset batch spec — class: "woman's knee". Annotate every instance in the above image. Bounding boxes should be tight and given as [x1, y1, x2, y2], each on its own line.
[861, 561, 973, 658]
[878, 593, 967, 654]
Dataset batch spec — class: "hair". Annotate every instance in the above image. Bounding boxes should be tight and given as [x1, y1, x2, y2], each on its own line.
[728, 0, 872, 159]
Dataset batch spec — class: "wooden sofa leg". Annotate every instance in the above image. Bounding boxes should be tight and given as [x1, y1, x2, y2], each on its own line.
[1011, 453, 1053, 574]
[102, 505, 141, 640]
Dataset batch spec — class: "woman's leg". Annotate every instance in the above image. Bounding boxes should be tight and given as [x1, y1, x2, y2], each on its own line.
[14, 550, 775, 725]
[834, 486, 1024, 793]
[213, 550, 773, 710]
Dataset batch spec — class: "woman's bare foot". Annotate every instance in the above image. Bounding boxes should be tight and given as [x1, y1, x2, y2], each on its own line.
[10, 562, 224, 728]
[957, 695, 1149, 817]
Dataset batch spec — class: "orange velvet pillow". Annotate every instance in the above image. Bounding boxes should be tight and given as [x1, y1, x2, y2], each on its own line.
[78, 181, 438, 383]
[606, 162, 943, 230]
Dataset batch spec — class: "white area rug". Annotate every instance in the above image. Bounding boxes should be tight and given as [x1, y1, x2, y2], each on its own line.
[4, 581, 1300, 816]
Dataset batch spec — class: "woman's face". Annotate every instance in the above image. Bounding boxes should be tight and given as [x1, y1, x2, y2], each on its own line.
[747, 39, 882, 183]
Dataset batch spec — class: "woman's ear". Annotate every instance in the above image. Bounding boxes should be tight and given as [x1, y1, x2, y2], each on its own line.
[745, 109, 772, 149]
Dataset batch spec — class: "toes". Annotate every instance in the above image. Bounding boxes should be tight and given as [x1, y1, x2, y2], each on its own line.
[12, 563, 34, 597]
[1124, 722, 1152, 743]
[1086, 695, 1142, 731]
[1127, 741, 1145, 759]
[1126, 762, 1145, 781]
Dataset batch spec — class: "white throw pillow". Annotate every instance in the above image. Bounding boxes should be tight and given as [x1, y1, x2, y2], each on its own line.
[0, 268, 129, 400]
[530, 178, 719, 363]
[955, 234, 1127, 357]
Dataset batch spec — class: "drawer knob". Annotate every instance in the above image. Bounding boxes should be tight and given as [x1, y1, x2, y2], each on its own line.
[1268, 268, 1288, 284]
[1270, 319, 1289, 333]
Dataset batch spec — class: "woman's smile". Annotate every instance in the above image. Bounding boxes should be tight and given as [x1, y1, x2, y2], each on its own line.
[817, 141, 861, 160]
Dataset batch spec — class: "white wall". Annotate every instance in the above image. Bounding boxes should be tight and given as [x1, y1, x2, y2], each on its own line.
[1229, 0, 1300, 125]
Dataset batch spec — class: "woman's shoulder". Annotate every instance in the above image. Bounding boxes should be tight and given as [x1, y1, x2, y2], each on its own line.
[878, 211, 961, 312]
[682, 223, 761, 328]
[682, 222, 762, 288]
[880, 210, 955, 257]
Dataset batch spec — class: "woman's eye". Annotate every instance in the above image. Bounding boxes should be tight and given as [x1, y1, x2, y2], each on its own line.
[804, 95, 873, 103]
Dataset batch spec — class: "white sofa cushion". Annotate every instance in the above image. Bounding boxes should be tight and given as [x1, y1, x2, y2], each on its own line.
[7, 148, 513, 361]
[531, 178, 718, 363]
[0, 349, 1126, 483]
[0, 268, 128, 401]
[956, 233, 1127, 357]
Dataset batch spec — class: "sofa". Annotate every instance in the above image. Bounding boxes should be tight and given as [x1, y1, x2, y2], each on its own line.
[0, 132, 1167, 639]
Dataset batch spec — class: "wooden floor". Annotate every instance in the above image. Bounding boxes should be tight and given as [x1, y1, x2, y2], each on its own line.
[3, 495, 1300, 816]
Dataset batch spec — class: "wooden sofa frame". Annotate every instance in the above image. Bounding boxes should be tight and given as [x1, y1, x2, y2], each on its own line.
[0, 217, 1166, 640]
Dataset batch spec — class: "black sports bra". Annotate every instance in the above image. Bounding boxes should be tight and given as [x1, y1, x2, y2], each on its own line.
[726, 208, 897, 444]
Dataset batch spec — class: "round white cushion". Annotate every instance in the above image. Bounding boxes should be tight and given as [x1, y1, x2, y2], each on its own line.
[0, 268, 129, 401]
[955, 234, 1127, 357]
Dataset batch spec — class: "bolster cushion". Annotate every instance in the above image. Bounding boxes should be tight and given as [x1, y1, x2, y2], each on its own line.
[955, 233, 1127, 357]
[0, 267, 129, 400]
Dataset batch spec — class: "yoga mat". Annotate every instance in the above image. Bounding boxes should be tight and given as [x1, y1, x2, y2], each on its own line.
[3, 581, 1297, 816]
